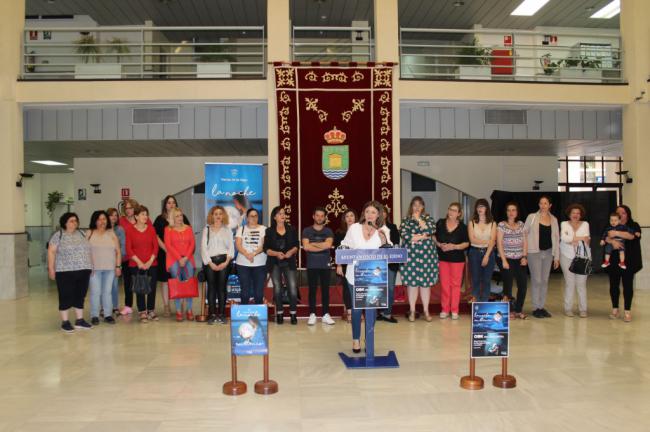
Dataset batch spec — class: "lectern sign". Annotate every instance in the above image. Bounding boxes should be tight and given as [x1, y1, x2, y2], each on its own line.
[353, 259, 388, 309]
[471, 302, 510, 358]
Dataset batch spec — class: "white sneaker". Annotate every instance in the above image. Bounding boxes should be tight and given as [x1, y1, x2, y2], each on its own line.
[322, 313, 335, 325]
[451, 313, 459, 320]
[439, 312, 448, 319]
[307, 313, 317, 326]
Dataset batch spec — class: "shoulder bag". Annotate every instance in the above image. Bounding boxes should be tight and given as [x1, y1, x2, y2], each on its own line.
[569, 241, 592, 276]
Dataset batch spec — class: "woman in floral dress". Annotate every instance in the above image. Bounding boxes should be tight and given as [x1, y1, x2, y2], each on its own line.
[400, 196, 439, 322]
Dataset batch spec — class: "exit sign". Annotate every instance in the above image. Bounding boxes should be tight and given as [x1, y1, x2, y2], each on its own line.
[121, 188, 130, 199]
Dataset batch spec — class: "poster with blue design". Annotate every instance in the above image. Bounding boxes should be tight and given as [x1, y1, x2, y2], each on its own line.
[353, 259, 388, 309]
[471, 302, 509, 358]
[230, 304, 268, 356]
[204, 163, 264, 230]
[205, 163, 264, 302]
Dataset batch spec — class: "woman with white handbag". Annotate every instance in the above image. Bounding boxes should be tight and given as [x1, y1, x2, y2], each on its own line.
[559, 204, 591, 318]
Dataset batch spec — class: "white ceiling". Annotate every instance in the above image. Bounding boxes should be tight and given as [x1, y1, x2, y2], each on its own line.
[26, 0, 620, 29]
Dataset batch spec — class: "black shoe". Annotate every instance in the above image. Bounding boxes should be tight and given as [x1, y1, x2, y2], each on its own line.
[218, 315, 227, 324]
[276, 314, 284, 324]
[376, 314, 386, 322]
[532, 309, 543, 318]
[74, 319, 93, 330]
[384, 315, 398, 323]
[290, 314, 298, 325]
[91, 317, 100, 326]
[541, 308, 552, 318]
[207, 314, 217, 325]
[61, 320, 74, 333]
[104, 316, 116, 324]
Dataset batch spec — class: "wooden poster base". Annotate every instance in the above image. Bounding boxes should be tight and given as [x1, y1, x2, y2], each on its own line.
[460, 359, 484, 390]
[492, 358, 517, 389]
[223, 354, 247, 396]
[254, 355, 279, 395]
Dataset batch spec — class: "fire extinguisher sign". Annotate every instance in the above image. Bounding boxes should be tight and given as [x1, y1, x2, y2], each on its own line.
[121, 188, 130, 199]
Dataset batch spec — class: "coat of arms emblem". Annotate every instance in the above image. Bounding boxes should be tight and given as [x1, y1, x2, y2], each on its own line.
[322, 127, 349, 180]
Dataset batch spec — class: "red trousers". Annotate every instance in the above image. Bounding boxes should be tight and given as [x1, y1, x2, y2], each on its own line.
[439, 261, 465, 314]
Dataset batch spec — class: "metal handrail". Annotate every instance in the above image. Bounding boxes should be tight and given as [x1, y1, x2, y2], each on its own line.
[292, 25, 374, 62]
[399, 27, 624, 83]
[22, 25, 266, 80]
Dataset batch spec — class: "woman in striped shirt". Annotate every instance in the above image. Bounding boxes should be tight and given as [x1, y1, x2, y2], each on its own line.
[496, 202, 528, 319]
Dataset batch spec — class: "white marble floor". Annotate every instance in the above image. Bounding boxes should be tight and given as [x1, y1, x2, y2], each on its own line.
[1, 269, 649, 432]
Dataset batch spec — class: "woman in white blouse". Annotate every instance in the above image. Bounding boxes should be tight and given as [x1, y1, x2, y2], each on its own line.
[201, 206, 235, 324]
[340, 201, 391, 353]
[559, 203, 591, 318]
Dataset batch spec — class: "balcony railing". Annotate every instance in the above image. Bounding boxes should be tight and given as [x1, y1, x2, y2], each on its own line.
[22, 26, 266, 80]
[400, 28, 623, 83]
[292, 26, 374, 63]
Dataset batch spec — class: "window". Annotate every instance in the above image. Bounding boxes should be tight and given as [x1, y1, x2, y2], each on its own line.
[557, 156, 623, 202]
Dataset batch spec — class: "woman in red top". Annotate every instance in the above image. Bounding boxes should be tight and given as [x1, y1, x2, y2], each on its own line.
[118, 198, 138, 314]
[125, 205, 159, 323]
[165, 207, 196, 322]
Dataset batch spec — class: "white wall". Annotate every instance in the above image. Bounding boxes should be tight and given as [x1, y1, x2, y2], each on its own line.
[73, 156, 266, 225]
[401, 155, 558, 206]
[24, 173, 75, 227]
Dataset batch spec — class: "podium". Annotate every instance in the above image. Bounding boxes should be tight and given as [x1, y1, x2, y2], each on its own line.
[335, 247, 408, 369]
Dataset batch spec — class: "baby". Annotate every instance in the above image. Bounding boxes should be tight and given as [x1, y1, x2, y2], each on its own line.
[600, 213, 630, 269]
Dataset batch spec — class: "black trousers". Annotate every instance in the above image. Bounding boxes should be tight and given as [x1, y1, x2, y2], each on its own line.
[55, 269, 91, 311]
[499, 258, 528, 313]
[129, 266, 158, 312]
[307, 268, 331, 315]
[608, 265, 635, 310]
[270, 265, 298, 313]
[205, 265, 229, 317]
[341, 275, 352, 310]
[122, 261, 133, 307]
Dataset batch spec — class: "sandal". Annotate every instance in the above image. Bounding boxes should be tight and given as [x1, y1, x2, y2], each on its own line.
[408, 311, 416, 322]
[623, 311, 632, 323]
[148, 312, 159, 321]
[517, 313, 528, 320]
[139, 312, 149, 323]
[609, 309, 619, 319]
[424, 313, 433, 322]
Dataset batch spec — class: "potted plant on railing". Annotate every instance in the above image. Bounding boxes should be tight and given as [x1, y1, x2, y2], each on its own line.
[540, 53, 562, 76]
[107, 37, 130, 64]
[74, 34, 122, 79]
[195, 43, 237, 78]
[457, 37, 492, 80]
[46, 191, 65, 229]
[560, 56, 602, 82]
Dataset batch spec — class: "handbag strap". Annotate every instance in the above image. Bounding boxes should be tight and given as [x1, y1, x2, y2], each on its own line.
[575, 241, 591, 259]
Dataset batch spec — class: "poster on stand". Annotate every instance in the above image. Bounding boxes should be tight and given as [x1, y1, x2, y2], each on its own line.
[471, 302, 510, 358]
[353, 259, 388, 309]
[230, 304, 268, 356]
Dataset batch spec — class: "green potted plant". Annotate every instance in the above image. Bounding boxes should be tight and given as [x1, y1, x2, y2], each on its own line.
[107, 37, 130, 64]
[195, 43, 237, 78]
[560, 55, 602, 81]
[75, 34, 100, 63]
[457, 38, 492, 80]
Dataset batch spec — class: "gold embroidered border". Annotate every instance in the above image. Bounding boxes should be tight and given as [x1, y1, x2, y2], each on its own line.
[380, 106, 391, 136]
[325, 188, 348, 219]
[380, 138, 390, 152]
[373, 68, 392, 88]
[380, 156, 391, 184]
[276, 68, 296, 88]
[322, 72, 348, 83]
[279, 106, 291, 134]
[352, 71, 365, 82]
[305, 70, 318, 82]
[281, 156, 292, 184]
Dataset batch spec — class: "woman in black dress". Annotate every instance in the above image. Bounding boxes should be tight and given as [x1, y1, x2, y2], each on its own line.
[154, 195, 189, 317]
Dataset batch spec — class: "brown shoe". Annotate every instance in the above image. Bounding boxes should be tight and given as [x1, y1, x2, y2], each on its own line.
[623, 311, 632, 322]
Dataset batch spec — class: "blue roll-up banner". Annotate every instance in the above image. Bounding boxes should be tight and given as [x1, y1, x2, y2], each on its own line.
[205, 163, 264, 302]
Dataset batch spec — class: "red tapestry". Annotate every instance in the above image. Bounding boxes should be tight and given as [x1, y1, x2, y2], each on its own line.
[274, 65, 394, 248]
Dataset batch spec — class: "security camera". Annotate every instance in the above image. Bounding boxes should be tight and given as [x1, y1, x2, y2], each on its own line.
[16, 172, 34, 187]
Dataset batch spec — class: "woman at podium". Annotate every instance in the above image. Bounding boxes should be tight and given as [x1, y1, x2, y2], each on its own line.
[339, 200, 391, 353]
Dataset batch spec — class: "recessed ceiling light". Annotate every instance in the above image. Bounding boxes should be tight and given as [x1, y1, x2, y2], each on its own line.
[511, 0, 550, 16]
[320, 15, 327, 20]
[590, 0, 620, 19]
[453, 1, 465, 6]
[32, 160, 67, 166]
[68, 167, 75, 171]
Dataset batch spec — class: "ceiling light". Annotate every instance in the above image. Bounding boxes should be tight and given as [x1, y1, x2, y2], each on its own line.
[320, 15, 327, 20]
[511, 0, 550, 16]
[31, 160, 67, 166]
[590, 0, 620, 18]
[453, 1, 465, 6]
[68, 167, 75, 171]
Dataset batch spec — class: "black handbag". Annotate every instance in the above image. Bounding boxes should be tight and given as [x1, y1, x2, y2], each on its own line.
[569, 241, 592, 275]
[198, 254, 228, 282]
[131, 269, 152, 295]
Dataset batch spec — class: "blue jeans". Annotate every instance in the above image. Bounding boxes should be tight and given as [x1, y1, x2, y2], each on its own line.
[238, 265, 267, 304]
[468, 247, 495, 302]
[351, 284, 362, 340]
[170, 261, 195, 310]
[380, 268, 397, 317]
[89, 270, 115, 318]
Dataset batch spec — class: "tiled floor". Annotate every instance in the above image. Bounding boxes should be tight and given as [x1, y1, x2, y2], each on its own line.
[0, 269, 649, 431]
